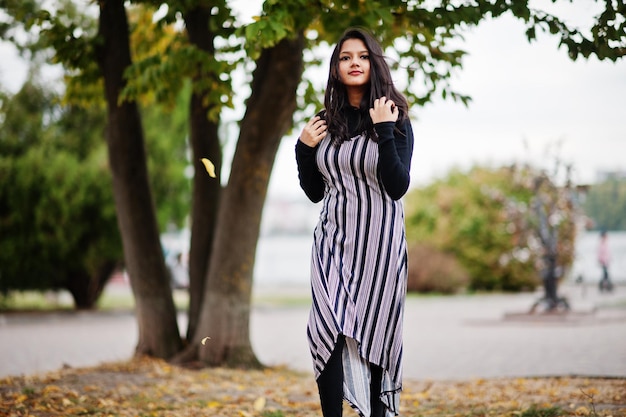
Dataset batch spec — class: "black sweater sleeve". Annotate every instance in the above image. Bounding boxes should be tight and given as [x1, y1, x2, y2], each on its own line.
[375, 119, 414, 200]
[295, 139, 325, 203]
[295, 118, 414, 202]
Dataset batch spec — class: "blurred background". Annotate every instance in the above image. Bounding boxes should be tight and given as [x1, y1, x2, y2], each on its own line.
[0, 0, 624, 379]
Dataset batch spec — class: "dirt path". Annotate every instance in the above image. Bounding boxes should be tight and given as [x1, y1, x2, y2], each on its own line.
[2, 284, 626, 382]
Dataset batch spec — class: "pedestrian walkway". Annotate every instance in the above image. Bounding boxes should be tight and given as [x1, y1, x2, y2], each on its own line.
[1, 284, 625, 380]
[252, 283, 626, 380]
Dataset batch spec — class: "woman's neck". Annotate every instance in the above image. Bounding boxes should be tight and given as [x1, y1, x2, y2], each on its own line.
[346, 87, 364, 108]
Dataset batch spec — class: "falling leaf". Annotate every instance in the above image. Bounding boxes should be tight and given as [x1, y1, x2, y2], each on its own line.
[201, 336, 211, 345]
[200, 158, 216, 178]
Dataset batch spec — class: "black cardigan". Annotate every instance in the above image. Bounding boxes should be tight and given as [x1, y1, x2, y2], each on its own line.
[295, 113, 414, 202]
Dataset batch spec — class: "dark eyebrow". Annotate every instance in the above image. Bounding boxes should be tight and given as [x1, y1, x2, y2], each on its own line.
[339, 50, 369, 55]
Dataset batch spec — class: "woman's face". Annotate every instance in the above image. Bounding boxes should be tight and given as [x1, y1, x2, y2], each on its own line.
[338, 38, 371, 89]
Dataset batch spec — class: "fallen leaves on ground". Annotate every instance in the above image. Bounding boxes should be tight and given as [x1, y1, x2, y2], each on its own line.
[0, 357, 624, 416]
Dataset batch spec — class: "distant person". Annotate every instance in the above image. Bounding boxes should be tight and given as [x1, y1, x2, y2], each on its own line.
[295, 28, 413, 417]
[597, 231, 613, 292]
[167, 252, 189, 289]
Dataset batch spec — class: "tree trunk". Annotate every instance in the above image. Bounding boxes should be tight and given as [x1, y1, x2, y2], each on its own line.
[183, 6, 223, 343]
[194, 33, 305, 367]
[96, 0, 182, 358]
[65, 260, 117, 310]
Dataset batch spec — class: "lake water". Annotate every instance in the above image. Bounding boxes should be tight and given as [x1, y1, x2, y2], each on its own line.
[254, 230, 626, 287]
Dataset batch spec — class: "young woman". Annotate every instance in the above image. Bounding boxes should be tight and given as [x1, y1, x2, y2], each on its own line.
[295, 27, 414, 417]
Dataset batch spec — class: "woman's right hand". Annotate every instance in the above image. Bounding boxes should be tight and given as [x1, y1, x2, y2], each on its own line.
[299, 116, 327, 148]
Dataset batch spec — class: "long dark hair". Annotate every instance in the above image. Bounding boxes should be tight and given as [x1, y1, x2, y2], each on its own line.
[323, 27, 409, 145]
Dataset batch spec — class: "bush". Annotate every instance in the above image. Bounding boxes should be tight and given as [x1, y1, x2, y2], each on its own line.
[406, 244, 469, 294]
[0, 147, 122, 308]
[404, 164, 575, 292]
[0, 76, 191, 309]
[0, 79, 123, 309]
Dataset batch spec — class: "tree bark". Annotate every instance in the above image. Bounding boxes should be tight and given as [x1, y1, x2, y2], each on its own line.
[183, 6, 223, 343]
[194, 33, 305, 367]
[96, 0, 182, 358]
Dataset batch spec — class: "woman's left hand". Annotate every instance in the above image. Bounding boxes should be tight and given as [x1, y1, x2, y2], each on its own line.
[369, 96, 398, 124]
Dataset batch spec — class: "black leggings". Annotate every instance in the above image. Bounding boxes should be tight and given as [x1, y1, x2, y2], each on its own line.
[316, 336, 385, 417]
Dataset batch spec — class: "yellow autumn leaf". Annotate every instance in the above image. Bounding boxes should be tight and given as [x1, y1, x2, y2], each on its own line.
[201, 336, 211, 345]
[98, 398, 115, 407]
[574, 405, 590, 415]
[42, 385, 62, 394]
[253, 396, 266, 411]
[200, 158, 216, 178]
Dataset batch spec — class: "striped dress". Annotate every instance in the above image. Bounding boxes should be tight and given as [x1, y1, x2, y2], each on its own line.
[306, 129, 408, 416]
